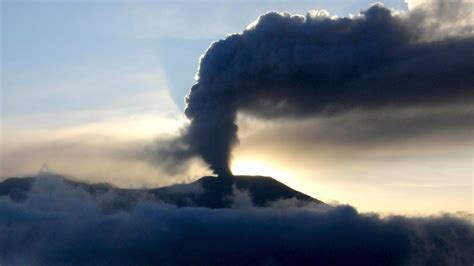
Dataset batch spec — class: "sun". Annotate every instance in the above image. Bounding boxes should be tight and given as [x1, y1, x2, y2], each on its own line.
[231, 158, 293, 183]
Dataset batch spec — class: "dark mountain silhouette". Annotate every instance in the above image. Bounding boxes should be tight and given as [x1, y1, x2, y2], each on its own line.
[0, 174, 322, 210]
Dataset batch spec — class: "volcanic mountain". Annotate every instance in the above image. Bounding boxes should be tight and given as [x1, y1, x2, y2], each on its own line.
[0, 173, 322, 210]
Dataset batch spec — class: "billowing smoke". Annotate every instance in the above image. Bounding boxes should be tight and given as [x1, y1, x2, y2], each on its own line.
[180, 1, 474, 176]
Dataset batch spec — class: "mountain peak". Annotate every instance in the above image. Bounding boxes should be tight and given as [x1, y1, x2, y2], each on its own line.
[0, 174, 323, 209]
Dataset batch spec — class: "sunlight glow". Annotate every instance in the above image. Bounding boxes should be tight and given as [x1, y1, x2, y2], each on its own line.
[231, 158, 294, 183]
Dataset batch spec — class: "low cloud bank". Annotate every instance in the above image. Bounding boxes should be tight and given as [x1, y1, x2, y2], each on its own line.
[1, 177, 472, 265]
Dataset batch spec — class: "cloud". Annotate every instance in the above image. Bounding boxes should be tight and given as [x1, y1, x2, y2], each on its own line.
[237, 105, 474, 148]
[0, 177, 472, 265]
[175, 1, 474, 176]
[0, 115, 210, 188]
[230, 105, 473, 214]
[406, 0, 473, 40]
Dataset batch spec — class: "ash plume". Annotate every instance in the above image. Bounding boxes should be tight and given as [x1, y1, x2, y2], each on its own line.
[178, 1, 474, 176]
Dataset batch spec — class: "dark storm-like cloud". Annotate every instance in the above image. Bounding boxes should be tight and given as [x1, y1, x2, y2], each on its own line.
[239, 105, 474, 148]
[177, 1, 474, 176]
[0, 177, 473, 266]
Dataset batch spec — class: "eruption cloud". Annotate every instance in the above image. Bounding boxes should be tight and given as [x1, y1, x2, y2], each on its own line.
[179, 1, 474, 176]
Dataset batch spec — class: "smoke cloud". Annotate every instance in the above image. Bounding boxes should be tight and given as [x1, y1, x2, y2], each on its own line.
[178, 1, 474, 176]
[1, 177, 473, 265]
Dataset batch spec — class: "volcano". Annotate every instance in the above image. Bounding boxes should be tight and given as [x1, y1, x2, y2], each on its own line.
[0, 174, 323, 210]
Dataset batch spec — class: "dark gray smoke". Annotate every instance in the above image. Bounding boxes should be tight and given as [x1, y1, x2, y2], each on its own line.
[181, 1, 474, 176]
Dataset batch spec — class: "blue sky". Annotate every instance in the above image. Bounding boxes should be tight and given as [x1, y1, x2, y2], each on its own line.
[2, 0, 408, 118]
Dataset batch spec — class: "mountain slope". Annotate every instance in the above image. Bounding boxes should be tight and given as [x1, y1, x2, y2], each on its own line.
[0, 174, 323, 209]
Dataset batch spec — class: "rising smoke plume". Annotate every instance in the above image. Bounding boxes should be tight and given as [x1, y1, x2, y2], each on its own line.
[178, 1, 474, 176]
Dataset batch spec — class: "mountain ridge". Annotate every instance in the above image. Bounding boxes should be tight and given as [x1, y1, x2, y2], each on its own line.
[0, 174, 323, 209]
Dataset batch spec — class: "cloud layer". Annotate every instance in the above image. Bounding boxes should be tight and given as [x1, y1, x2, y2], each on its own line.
[0, 177, 472, 265]
[179, 1, 474, 175]
[0, 116, 209, 188]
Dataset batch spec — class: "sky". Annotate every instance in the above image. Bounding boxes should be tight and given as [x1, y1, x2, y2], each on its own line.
[1, 0, 472, 215]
